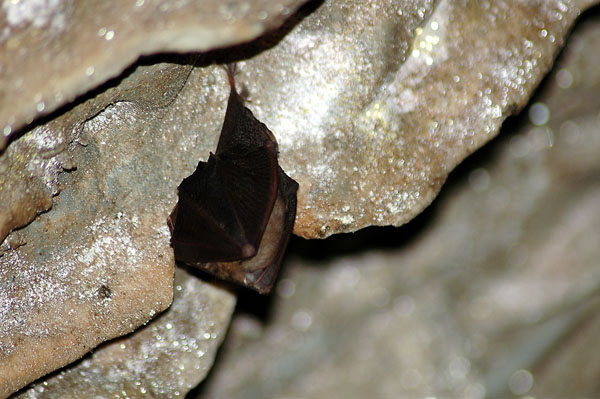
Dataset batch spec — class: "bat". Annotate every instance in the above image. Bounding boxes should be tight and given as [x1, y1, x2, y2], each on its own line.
[168, 65, 298, 294]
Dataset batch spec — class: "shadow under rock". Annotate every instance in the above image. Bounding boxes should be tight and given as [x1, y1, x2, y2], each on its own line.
[195, 0, 326, 67]
[285, 123, 529, 263]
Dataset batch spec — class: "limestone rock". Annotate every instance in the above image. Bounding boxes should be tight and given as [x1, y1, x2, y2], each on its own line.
[1, 0, 307, 393]
[3, 0, 590, 241]
[12, 268, 236, 399]
[1, 55, 249, 397]
[0, 0, 308, 150]
[234, 0, 586, 238]
[0, 60, 195, 245]
[0, 55, 241, 396]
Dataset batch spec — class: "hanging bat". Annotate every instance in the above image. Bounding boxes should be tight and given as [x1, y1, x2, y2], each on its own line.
[168, 65, 298, 294]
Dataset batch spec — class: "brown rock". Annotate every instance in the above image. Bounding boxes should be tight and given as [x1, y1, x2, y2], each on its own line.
[11, 268, 236, 399]
[0, 0, 308, 150]
[0, 61, 198, 396]
[0, 61, 195, 245]
[234, 0, 583, 238]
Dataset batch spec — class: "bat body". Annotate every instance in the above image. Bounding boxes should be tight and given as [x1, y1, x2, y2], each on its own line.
[168, 67, 298, 294]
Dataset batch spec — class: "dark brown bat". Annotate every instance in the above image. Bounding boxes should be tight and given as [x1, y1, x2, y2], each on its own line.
[168, 66, 298, 294]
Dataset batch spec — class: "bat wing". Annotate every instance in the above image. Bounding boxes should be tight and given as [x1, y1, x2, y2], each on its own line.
[170, 155, 248, 262]
[242, 167, 299, 293]
[171, 134, 278, 264]
[197, 166, 299, 294]
[218, 144, 278, 255]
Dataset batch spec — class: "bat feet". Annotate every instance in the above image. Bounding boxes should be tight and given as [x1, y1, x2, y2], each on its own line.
[223, 63, 250, 102]
[224, 63, 237, 90]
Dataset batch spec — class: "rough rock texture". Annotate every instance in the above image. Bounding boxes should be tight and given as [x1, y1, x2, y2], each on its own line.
[12, 268, 236, 399]
[198, 9, 600, 397]
[0, 0, 308, 150]
[1, 0, 599, 398]
[0, 60, 195, 245]
[0, 61, 195, 397]
[256, 0, 582, 238]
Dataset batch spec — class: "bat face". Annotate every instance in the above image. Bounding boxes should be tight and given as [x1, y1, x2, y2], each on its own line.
[168, 66, 298, 294]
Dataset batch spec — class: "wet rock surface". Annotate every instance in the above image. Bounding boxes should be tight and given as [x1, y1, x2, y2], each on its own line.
[12, 268, 236, 399]
[0, 61, 195, 396]
[241, 0, 582, 238]
[0, 0, 307, 149]
[1, 0, 599, 398]
[0, 60, 195, 245]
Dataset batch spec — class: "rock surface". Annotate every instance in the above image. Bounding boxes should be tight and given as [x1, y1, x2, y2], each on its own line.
[12, 268, 235, 399]
[238, 0, 583, 238]
[0, 0, 307, 150]
[198, 9, 600, 397]
[1, 0, 599, 398]
[0, 61, 194, 397]
[0, 60, 195, 245]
